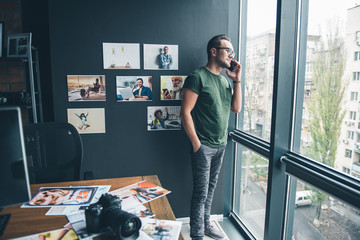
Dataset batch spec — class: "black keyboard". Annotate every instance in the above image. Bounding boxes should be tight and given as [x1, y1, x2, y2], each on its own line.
[0, 214, 10, 236]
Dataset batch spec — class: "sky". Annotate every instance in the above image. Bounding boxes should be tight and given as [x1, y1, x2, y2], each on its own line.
[247, 0, 360, 36]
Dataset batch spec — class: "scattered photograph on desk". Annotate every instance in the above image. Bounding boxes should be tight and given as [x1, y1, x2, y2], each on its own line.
[141, 218, 182, 240]
[109, 180, 171, 204]
[67, 75, 106, 101]
[67, 108, 106, 134]
[160, 76, 186, 100]
[147, 106, 181, 131]
[116, 76, 153, 101]
[103, 42, 140, 69]
[46, 185, 111, 216]
[143, 44, 178, 70]
[22, 187, 97, 207]
[10, 228, 78, 240]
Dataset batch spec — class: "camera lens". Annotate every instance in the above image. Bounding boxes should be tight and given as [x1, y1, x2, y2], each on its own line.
[122, 218, 138, 236]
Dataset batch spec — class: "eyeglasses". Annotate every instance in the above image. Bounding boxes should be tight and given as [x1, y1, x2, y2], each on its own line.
[215, 47, 235, 57]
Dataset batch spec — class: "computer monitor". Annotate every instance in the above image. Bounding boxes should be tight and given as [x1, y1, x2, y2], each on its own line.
[0, 106, 31, 208]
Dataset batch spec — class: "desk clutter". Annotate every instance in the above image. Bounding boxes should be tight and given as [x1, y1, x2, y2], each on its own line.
[13, 180, 182, 240]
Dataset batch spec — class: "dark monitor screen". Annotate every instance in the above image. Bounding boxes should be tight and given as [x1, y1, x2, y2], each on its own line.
[0, 106, 31, 208]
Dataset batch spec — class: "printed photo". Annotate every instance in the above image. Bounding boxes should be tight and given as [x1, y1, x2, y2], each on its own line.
[160, 76, 186, 100]
[67, 75, 106, 101]
[110, 180, 171, 204]
[67, 108, 106, 134]
[103, 42, 140, 69]
[11, 228, 78, 240]
[147, 106, 181, 131]
[141, 218, 182, 240]
[116, 76, 152, 101]
[22, 187, 97, 207]
[144, 44, 178, 70]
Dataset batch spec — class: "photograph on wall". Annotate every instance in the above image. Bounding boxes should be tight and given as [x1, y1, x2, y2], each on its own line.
[102, 42, 140, 69]
[67, 108, 106, 134]
[147, 106, 181, 131]
[160, 75, 186, 100]
[67, 75, 106, 101]
[7, 33, 32, 57]
[116, 76, 152, 101]
[143, 44, 178, 70]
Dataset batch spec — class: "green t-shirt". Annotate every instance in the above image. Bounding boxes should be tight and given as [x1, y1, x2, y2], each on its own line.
[184, 67, 232, 148]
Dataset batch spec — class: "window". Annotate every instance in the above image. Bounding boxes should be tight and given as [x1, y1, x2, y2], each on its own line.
[228, 0, 360, 240]
[350, 111, 357, 121]
[241, 0, 276, 142]
[355, 51, 360, 61]
[348, 130, 355, 140]
[356, 31, 360, 44]
[345, 149, 352, 158]
[353, 72, 360, 81]
[350, 92, 358, 101]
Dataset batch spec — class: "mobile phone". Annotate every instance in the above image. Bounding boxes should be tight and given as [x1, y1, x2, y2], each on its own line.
[227, 60, 237, 72]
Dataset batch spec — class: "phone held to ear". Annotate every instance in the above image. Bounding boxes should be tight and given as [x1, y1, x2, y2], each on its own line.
[227, 60, 237, 72]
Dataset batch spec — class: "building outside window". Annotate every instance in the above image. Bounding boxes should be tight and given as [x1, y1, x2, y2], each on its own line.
[228, 1, 360, 240]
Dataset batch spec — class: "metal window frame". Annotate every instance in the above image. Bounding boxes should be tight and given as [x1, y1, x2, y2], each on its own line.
[228, 0, 360, 238]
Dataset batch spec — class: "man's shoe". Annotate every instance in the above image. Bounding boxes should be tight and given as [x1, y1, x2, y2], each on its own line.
[204, 225, 225, 240]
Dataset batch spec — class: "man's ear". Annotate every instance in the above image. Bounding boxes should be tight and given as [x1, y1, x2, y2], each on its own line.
[210, 47, 217, 57]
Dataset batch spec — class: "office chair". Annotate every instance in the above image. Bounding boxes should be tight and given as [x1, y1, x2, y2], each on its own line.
[23, 122, 84, 184]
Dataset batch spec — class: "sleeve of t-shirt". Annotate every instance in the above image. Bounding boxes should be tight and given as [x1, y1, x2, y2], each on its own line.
[183, 72, 202, 95]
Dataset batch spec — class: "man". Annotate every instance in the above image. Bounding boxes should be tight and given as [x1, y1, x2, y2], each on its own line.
[181, 34, 242, 240]
[162, 77, 184, 100]
[132, 78, 152, 100]
[160, 46, 173, 69]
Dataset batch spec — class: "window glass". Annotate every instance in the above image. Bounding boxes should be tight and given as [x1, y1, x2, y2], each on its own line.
[289, 178, 360, 240]
[242, 0, 277, 141]
[234, 145, 268, 240]
[295, 0, 360, 180]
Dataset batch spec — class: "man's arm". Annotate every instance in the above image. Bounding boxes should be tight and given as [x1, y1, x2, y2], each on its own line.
[226, 60, 242, 113]
[180, 88, 201, 152]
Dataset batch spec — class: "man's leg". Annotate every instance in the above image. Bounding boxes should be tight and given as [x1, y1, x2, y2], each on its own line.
[190, 145, 218, 239]
[204, 146, 226, 228]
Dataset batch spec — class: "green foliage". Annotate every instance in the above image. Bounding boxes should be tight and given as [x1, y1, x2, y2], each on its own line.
[306, 26, 347, 167]
[306, 22, 346, 224]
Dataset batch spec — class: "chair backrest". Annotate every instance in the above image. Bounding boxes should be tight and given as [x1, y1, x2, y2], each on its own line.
[23, 122, 83, 184]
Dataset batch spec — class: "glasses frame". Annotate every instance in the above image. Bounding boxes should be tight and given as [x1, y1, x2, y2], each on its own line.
[215, 47, 235, 57]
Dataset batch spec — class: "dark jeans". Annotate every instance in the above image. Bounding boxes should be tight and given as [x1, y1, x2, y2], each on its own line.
[190, 144, 226, 239]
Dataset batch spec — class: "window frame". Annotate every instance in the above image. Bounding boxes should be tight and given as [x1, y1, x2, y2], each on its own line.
[226, 0, 360, 239]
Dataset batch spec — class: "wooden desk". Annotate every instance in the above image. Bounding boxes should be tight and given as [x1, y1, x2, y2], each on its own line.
[0, 175, 184, 240]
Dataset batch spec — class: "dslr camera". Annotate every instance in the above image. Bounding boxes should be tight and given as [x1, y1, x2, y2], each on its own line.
[85, 193, 142, 240]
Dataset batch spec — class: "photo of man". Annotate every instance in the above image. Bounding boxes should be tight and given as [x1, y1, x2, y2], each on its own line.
[143, 44, 178, 70]
[116, 76, 152, 101]
[161, 76, 186, 100]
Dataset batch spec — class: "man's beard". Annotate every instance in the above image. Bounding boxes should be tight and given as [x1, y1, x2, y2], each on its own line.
[172, 82, 183, 92]
[216, 56, 230, 69]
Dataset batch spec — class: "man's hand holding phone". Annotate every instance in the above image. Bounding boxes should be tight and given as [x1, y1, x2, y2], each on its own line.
[226, 60, 241, 83]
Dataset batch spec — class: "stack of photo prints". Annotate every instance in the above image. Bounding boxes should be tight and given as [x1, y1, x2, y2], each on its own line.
[19, 181, 182, 240]
[67, 42, 185, 134]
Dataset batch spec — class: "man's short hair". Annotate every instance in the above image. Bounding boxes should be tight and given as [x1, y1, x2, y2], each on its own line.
[136, 78, 143, 83]
[207, 34, 231, 59]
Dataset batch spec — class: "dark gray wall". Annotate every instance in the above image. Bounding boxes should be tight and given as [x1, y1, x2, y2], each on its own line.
[46, 0, 235, 217]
